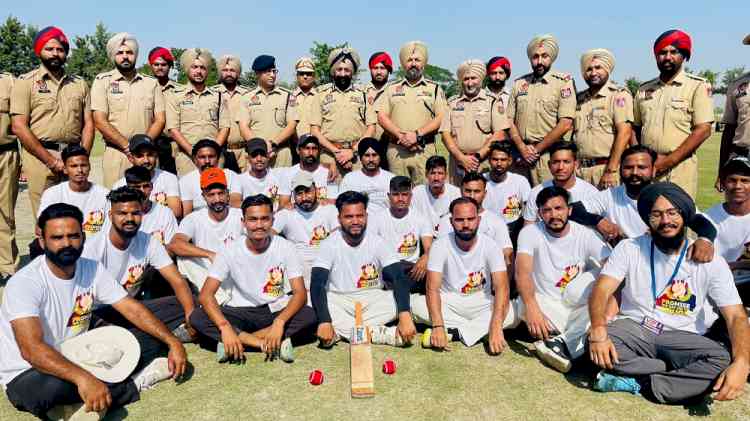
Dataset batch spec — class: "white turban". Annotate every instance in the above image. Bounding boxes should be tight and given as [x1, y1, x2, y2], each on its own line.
[580, 48, 615, 78]
[399, 41, 429, 68]
[457, 59, 486, 82]
[327, 47, 360, 74]
[180, 48, 215, 73]
[527, 34, 559, 63]
[218, 54, 242, 73]
[106, 32, 138, 63]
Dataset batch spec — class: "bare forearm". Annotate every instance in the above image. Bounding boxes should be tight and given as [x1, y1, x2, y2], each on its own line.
[377, 113, 402, 140]
[273, 124, 296, 146]
[115, 299, 179, 347]
[726, 312, 750, 363]
[12, 118, 55, 164]
[425, 273, 444, 326]
[215, 128, 229, 146]
[311, 126, 337, 153]
[419, 113, 443, 136]
[275, 287, 307, 325]
[146, 114, 166, 140]
[490, 273, 510, 328]
[94, 114, 128, 148]
[588, 286, 611, 329]
[22, 342, 92, 385]
[160, 265, 195, 317]
[608, 124, 632, 170]
[441, 131, 463, 158]
[168, 239, 213, 259]
[666, 124, 712, 166]
[169, 129, 193, 154]
[199, 286, 232, 331]
[537, 119, 572, 153]
[509, 124, 525, 149]
[81, 116, 94, 151]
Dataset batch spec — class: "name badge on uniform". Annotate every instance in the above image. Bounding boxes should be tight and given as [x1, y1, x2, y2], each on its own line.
[641, 316, 664, 335]
[181, 100, 194, 106]
[110, 81, 122, 94]
[35, 80, 50, 93]
[249, 95, 261, 106]
[453, 105, 464, 112]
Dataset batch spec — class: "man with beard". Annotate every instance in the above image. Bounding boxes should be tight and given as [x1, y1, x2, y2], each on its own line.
[508, 186, 610, 373]
[123, 166, 178, 248]
[376, 41, 447, 184]
[0, 203, 187, 420]
[237, 138, 284, 210]
[410, 155, 461, 233]
[365, 51, 394, 158]
[413, 197, 509, 353]
[213, 55, 251, 171]
[339, 138, 395, 214]
[482, 142, 531, 244]
[0, 71, 19, 282]
[169, 168, 244, 304]
[279, 134, 334, 209]
[147, 47, 180, 175]
[588, 183, 749, 404]
[310, 47, 376, 179]
[11, 26, 95, 220]
[166, 48, 230, 176]
[574, 49, 633, 189]
[179, 139, 242, 215]
[718, 36, 750, 185]
[238, 55, 298, 169]
[484, 56, 511, 107]
[292, 57, 318, 138]
[311, 191, 417, 348]
[92, 33, 166, 188]
[633, 30, 713, 199]
[507, 34, 576, 186]
[441, 60, 509, 184]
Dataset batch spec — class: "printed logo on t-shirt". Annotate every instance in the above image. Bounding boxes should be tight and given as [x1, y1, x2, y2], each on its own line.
[397, 233, 418, 257]
[655, 279, 697, 316]
[267, 185, 279, 203]
[67, 291, 94, 334]
[356, 263, 380, 289]
[154, 192, 168, 206]
[223, 234, 238, 247]
[502, 194, 523, 221]
[82, 210, 105, 234]
[309, 225, 330, 247]
[262, 265, 285, 297]
[555, 264, 581, 292]
[461, 271, 486, 294]
[123, 264, 145, 293]
[152, 230, 166, 245]
[317, 186, 328, 201]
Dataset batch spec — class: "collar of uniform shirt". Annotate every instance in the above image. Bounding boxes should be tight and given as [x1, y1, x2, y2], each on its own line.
[402, 76, 427, 87]
[659, 68, 687, 86]
[39, 65, 70, 82]
[532, 73, 551, 84]
[460, 90, 489, 102]
[187, 83, 213, 95]
[114, 68, 142, 81]
[588, 80, 615, 98]
[255, 85, 282, 95]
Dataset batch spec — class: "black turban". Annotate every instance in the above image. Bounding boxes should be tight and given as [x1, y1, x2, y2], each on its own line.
[357, 137, 381, 158]
[637, 182, 695, 225]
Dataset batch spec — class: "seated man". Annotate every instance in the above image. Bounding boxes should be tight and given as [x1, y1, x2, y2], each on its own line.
[339, 138, 395, 214]
[482, 142, 531, 245]
[190, 195, 316, 363]
[278, 134, 336, 209]
[588, 183, 750, 404]
[509, 186, 611, 373]
[0, 204, 186, 420]
[123, 166, 179, 247]
[311, 191, 416, 347]
[179, 139, 242, 215]
[410, 155, 461, 233]
[413, 197, 510, 353]
[237, 138, 284, 209]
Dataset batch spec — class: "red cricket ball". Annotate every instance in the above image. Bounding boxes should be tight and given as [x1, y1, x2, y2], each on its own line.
[309, 370, 324, 385]
[382, 359, 396, 375]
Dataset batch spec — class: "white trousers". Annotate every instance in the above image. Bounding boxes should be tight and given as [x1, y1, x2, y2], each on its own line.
[328, 289, 398, 340]
[177, 257, 232, 305]
[412, 291, 497, 347]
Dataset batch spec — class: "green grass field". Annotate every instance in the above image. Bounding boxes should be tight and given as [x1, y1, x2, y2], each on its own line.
[1, 134, 745, 421]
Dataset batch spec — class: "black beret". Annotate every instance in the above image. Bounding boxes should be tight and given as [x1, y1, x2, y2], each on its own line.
[252, 55, 276, 72]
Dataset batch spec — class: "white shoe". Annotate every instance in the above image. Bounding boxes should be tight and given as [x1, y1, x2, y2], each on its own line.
[46, 403, 104, 421]
[132, 357, 171, 391]
[368, 326, 403, 347]
[534, 338, 572, 373]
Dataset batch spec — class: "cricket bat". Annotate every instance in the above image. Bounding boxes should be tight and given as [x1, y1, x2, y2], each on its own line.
[350, 301, 375, 398]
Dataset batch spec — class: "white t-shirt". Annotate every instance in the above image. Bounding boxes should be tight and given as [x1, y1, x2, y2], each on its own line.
[113, 169, 180, 208]
[179, 168, 241, 211]
[601, 235, 741, 334]
[140, 202, 178, 246]
[209, 236, 303, 307]
[38, 182, 110, 235]
[176, 208, 244, 253]
[370, 209, 432, 263]
[0, 257, 127, 386]
[313, 230, 399, 293]
[82, 230, 173, 297]
[339, 169, 395, 214]
[237, 168, 284, 207]
[437, 210, 513, 250]
[279, 164, 336, 202]
[273, 204, 339, 263]
[581, 185, 647, 239]
[427, 233, 506, 296]
[484, 173, 531, 224]
[517, 221, 611, 301]
[705, 204, 750, 263]
[523, 177, 598, 222]
[411, 183, 461, 233]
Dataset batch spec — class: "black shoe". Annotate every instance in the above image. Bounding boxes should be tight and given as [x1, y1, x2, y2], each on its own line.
[534, 337, 572, 373]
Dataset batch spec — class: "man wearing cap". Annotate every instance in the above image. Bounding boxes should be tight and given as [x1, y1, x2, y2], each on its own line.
[238, 55, 298, 169]
[441, 59, 509, 184]
[507, 34, 576, 186]
[339, 138, 395, 214]
[11, 26, 95, 220]
[148, 46, 180, 175]
[377, 41, 447, 184]
[0, 71, 19, 282]
[574, 49, 633, 190]
[633, 30, 713, 199]
[365, 51, 394, 156]
[292, 57, 318, 138]
[279, 134, 334, 209]
[179, 139, 241, 215]
[237, 138, 284, 209]
[92, 33, 166, 188]
[166, 48, 230, 176]
[310, 47, 376, 179]
[213, 55, 252, 172]
[718, 35, 750, 183]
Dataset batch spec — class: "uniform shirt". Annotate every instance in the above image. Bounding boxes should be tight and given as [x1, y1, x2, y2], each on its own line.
[484, 173, 532, 224]
[82, 230, 172, 297]
[212, 84, 251, 145]
[0, 72, 15, 145]
[440, 90, 509, 152]
[573, 81, 634, 159]
[292, 86, 318, 137]
[370, 208, 432, 263]
[436, 209, 513, 250]
[411, 183, 461, 233]
[339, 169, 395, 214]
[427, 233, 506, 296]
[278, 164, 333, 202]
[90, 69, 165, 140]
[273, 204, 339, 263]
[602, 236, 741, 334]
[38, 182, 109, 235]
[209, 236, 303, 307]
[165, 83, 230, 144]
[237, 169, 284, 207]
[523, 177, 598, 222]
[176, 207, 244, 253]
[0, 256, 126, 386]
[704, 204, 750, 263]
[158, 80, 182, 137]
[634, 69, 714, 154]
[11, 65, 90, 142]
[313, 230, 399, 293]
[364, 81, 388, 139]
[375, 77, 447, 135]
[484, 87, 510, 115]
[113, 168, 180, 208]
[507, 70, 576, 143]
[581, 185, 647, 239]
[309, 83, 376, 143]
[722, 73, 750, 148]
[237, 86, 298, 141]
[179, 168, 241, 211]
[517, 221, 610, 301]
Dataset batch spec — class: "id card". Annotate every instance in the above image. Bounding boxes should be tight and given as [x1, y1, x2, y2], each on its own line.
[641, 316, 664, 335]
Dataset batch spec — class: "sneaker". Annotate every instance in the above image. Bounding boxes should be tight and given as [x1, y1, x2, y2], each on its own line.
[172, 323, 193, 343]
[593, 371, 641, 395]
[216, 342, 230, 363]
[132, 357, 172, 391]
[420, 327, 450, 348]
[534, 338, 572, 373]
[47, 403, 104, 421]
[369, 326, 403, 347]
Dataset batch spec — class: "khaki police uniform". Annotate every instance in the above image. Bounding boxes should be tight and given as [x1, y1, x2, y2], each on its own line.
[156, 79, 181, 174]
[292, 86, 317, 138]
[722, 72, 750, 154]
[507, 70, 576, 186]
[0, 72, 19, 276]
[634, 70, 714, 198]
[10, 65, 90, 219]
[166, 83, 230, 176]
[365, 81, 390, 140]
[91, 69, 165, 187]
[440, 90, 509, 184]
[375, 77, 447, 184]
[485, 87, 511, 113]
[573, 80, 633, 186]
[237, 85, 298, 168]
[213, 83, 251, 171]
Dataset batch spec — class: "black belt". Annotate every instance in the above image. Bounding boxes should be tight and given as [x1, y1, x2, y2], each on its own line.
[0, 142, 17, 153]
[580, 157, 609, 168]
[40, 140, 73, 151]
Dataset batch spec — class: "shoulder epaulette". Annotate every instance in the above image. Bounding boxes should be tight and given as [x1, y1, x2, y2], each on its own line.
[639, 78, 659, 87]
[515, 73, 533, 82]
[550, 71, 572, 81]
[684, 73, 707, 82]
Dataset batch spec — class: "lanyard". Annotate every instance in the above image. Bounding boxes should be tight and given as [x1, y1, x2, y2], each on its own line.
[649, 240, 688, 305]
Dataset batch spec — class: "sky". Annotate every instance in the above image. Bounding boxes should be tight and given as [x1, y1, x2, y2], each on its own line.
[8, 1, 750, 97]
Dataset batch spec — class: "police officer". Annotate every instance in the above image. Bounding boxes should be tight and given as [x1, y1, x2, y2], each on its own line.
[376, 41, 447, 184]
[485, 56, 511, 107]
[0, 71, 18, 281]
[310, 47, 376, 179]
[292, 57, 318, 138]
[92, 33, 166, 188]
[166, 48, 230, 176]
[441, 59, 508, 184]
[10, 26, 94, 220]
[718, 34, 750, 188]
[238, 55, 298, 169]
[213, 55, 251, 171]
[507, 34, 576, 186]
[148, 46, 180, 174]
[365, 51, 393, 153]
[634, 29, 713, 198]
[573, 48, 633, 189]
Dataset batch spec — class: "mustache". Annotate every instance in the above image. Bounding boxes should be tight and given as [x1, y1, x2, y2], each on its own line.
[657, 222, 679, 231]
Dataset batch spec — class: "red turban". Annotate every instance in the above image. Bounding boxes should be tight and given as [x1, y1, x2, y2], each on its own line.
[148, 47, 175, 65]
[487, 56, 511, 77]
[368, 51, 393, 73]
[653, 30, 692, 60]
[33, 26, 69, 56]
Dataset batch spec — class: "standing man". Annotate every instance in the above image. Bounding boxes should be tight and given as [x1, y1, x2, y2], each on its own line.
[633, 29, 713, 198]
[507, 34, 576, 186]
[365, 51, 393, 159]
[377, 41, 447, 184]
[11, 26, 94, 220]
[0, 71, 18, 281]
[292, 57, 318, 138]
[485, 56, 511, 105]
[410, 156, 461, 233]
[574, 49, 633, 189]
[339, 138, 395, 214]
[718, 35, 750, 185]
[147, 47, 179, 175]
[92, 33, 166, 188]
[214, 55, 251, 171]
